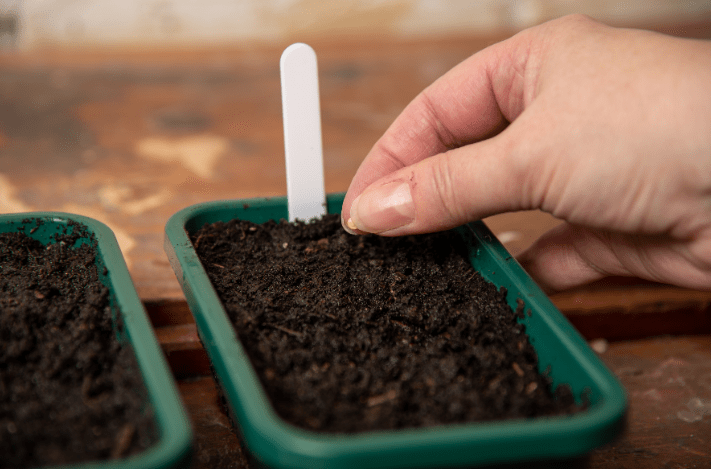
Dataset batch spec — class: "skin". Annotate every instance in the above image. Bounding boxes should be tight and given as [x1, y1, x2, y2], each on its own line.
[341, 15, 711, 293]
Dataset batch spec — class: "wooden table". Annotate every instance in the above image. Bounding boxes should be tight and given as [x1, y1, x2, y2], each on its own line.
[1, 20, 710, 468]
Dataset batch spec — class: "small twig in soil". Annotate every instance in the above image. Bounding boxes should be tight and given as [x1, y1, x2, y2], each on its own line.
[390, 319, 411, 331]
[193, 232, 216, 248]
[488, 376, 503, 391]
[81, 375, 92, 399]
[367, 389, 398, 407]
[267, 324, 303, 339]
[212, 263, 225, 269]
[110, 423, 136, 459]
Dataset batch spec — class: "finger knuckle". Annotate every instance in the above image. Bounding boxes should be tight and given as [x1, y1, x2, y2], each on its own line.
[419, 89, 461, 151]
[556, 13, 597, 28]
[428, 152, 464, 223]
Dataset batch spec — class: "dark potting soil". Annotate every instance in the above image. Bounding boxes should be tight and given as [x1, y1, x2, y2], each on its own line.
[0, 221, 157, 468]
[192, 214, 584, 433]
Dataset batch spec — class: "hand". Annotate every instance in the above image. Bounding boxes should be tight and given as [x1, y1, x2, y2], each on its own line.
[341, 15, 711, 292]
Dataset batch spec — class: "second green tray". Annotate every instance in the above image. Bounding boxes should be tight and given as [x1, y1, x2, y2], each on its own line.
[1, 213, 192, 469]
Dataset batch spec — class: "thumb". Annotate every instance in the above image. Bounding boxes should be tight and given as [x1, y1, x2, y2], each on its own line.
[346, 133, 528, 236]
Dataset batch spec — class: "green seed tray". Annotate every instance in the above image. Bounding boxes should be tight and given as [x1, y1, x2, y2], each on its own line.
[164, 193, 626, 469]
[1, 213, 192, 469]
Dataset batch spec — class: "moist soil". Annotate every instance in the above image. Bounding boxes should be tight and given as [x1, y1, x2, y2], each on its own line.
[192, 214, 583, 433]
[0, 221, 157, 468]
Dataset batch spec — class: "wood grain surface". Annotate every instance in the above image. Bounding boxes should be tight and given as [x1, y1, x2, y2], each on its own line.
[2, 18, 711, 469]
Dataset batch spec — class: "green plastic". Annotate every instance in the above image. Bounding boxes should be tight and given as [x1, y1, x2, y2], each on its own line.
[1, 213, 192, 469]
[164, 194, 627, 469]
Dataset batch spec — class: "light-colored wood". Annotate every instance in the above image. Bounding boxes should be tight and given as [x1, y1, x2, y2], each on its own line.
[590, 336, 711, 467]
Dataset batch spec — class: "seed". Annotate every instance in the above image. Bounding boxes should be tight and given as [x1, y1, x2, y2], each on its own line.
[367, 389, 398, 407]
[589, 338, 609, 354]
[110, 423, 135, 459]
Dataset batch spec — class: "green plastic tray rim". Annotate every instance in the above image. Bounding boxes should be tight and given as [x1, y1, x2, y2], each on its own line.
[164, 194, 627, 469]
[1, 213, 192, 469]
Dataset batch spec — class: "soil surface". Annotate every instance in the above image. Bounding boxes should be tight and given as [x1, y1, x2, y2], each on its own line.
[0, 221, 157, 468]
[193, 214, 583, 433]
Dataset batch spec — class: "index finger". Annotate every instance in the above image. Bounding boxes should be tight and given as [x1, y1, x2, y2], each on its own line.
[341, 31, 534, 225]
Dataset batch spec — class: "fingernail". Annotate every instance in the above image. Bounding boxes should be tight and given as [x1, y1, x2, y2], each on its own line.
[350, 182, 415, 233]
[342, 217, 358, 235]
